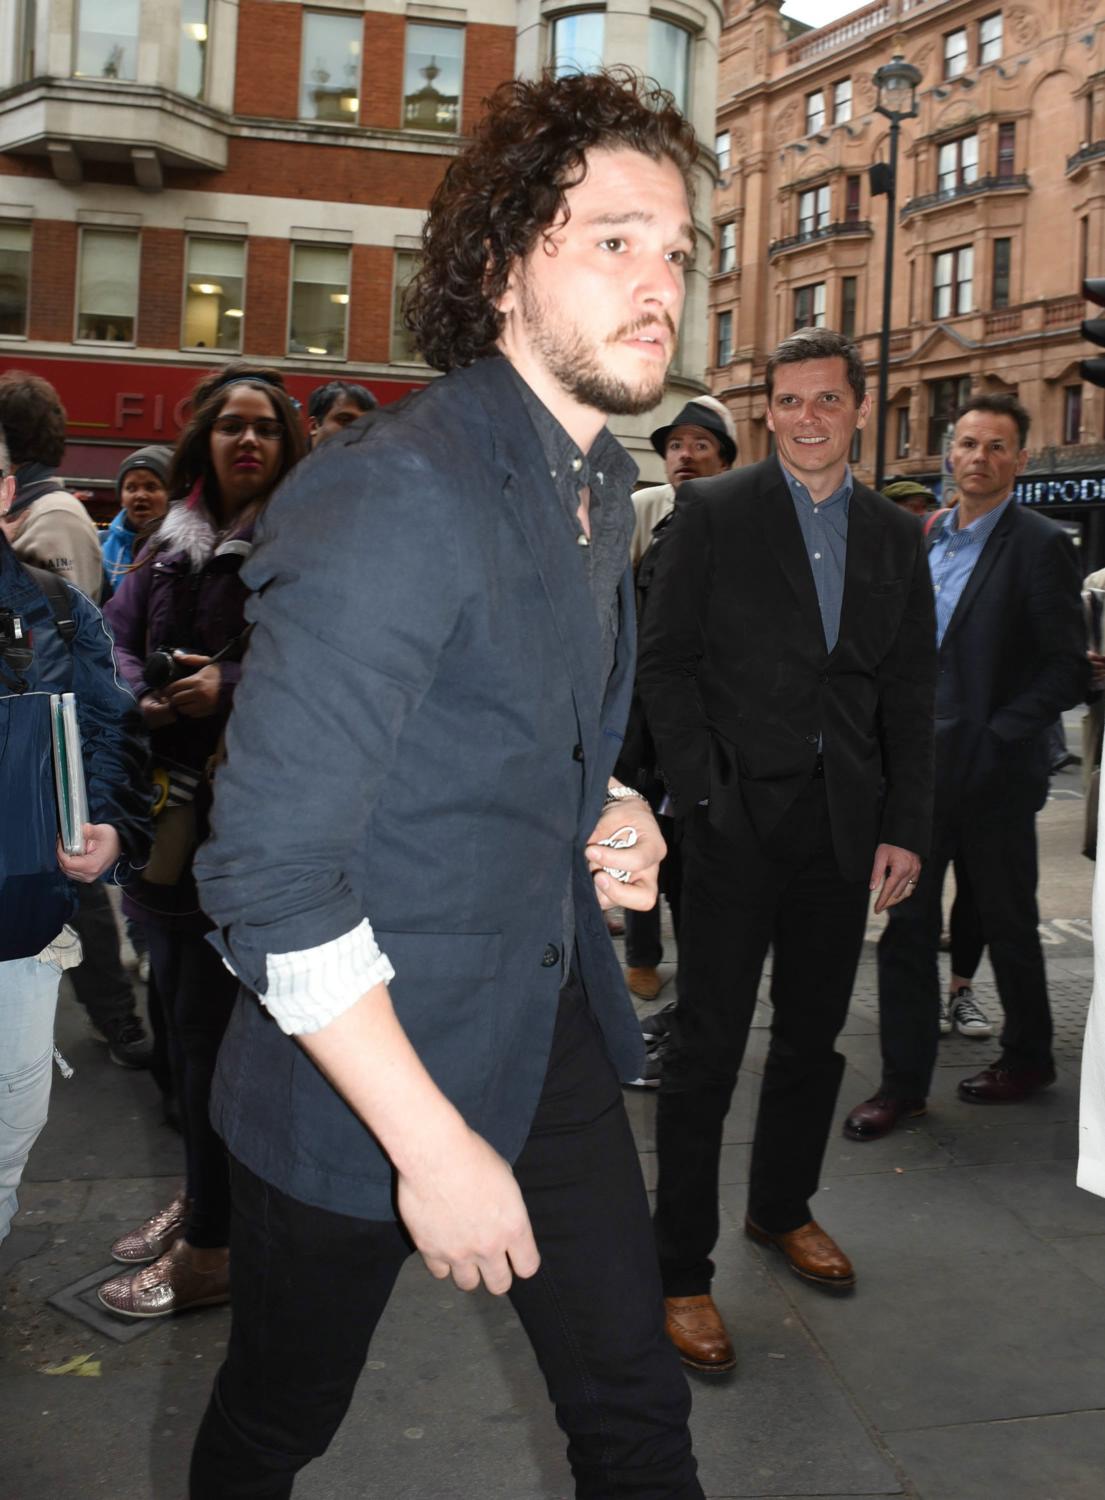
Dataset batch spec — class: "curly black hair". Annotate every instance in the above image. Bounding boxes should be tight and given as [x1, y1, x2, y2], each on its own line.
[404, 67, 699, 373]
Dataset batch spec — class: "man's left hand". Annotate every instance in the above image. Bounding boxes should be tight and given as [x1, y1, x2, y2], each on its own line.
[869, 843, 921, 915]
[585, 797, 666, 912]
[57, 824, 121, 883]
[165, 655, 222, 718]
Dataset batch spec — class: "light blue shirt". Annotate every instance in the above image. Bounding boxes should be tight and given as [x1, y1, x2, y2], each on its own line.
[928, 498, 1012, 647]
[779, 460, 853, 653]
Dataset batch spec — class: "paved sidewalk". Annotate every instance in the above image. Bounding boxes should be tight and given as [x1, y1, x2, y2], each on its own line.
[2, 766, 1103, 1499]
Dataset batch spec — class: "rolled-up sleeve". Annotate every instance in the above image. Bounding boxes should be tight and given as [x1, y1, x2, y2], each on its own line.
[195, 437, 460, 1012]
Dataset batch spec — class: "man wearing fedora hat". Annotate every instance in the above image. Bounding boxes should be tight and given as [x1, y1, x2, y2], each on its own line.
[629, 397, 737, 569]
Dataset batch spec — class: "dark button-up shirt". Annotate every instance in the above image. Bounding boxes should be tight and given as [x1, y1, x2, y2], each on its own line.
[780, 458, 853, 654]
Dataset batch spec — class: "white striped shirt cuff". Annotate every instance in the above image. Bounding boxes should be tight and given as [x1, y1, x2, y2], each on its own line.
[260, 919, 395, 1036]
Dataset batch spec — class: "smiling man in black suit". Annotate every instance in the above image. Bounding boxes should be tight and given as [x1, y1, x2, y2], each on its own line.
[638, 327, 937, 1373]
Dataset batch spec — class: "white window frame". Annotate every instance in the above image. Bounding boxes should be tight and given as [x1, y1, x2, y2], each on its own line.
[944, 28, 968, 80]
[979, 12, 1002, 66]
[715, 130, 731, 173]
[805, 89, 826, 134]
[74, 226, 140, 346]
[287, 242, 351, 361]
[718, 221, 737, 274]
[716, 309, 733, 367]
[180, 234, 247, 354]
[0, 221, 33, 340]
[299, 9, 363, 125]
[402, 20, 465, 135]
[794, 281, 826, 330]
[833, 78, 852, 124]
[937, 133, 979, 195]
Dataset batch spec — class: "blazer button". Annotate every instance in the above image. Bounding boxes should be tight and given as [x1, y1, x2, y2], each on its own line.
[572, 743, 584, 761]
[806, 733, 818, 745]
[541, 944, 560, 968]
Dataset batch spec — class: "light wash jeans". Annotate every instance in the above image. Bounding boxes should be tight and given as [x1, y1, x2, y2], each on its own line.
[0, 948, 66, 1243]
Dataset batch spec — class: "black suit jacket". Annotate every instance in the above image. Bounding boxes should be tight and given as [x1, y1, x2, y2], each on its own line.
[928, 499, 1088, 812]
[637, 456, 937, 881]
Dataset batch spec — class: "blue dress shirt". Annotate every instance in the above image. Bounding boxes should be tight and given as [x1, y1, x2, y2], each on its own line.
[780, 460, 853, 653]
[928, 498, 1011, 647]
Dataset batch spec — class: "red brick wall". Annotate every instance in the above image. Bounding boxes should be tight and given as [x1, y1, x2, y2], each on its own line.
[172, 137, 448, 209]
[235, 0, 301, 119]
[462, 24, 516, 129]
[242, 236, 290, 357]
[29, 220, 78, 343]
[138, 228, 185, 348]
[360, 13, 406, 130]
[348, 244, 395, 363]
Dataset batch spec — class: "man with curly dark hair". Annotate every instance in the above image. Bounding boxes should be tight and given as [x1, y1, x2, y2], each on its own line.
[189, 68, 706, 1499]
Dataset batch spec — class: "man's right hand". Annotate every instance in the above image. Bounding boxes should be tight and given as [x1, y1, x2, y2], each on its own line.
[397, 1128, 541, 1295]
[140, 691, 177, 729]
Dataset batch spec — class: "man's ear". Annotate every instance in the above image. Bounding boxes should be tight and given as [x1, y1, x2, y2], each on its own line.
[0, 473, 14, 516]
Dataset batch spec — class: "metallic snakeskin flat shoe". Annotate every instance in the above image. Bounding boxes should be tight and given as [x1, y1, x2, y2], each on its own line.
[97, 1240, 229, 1319]
[110, 1190, 189, 1264]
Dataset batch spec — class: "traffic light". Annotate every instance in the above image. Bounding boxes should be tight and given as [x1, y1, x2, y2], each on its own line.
[1081, 278, 1105, 386]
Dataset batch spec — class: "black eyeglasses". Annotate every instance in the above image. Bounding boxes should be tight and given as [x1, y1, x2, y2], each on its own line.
[212, 416, 285, 441]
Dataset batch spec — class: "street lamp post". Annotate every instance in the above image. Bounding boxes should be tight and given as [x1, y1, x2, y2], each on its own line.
[872, 53, 922, 490]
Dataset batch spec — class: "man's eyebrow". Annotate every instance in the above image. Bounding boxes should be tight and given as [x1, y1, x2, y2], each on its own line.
[582, 211, 698, 244]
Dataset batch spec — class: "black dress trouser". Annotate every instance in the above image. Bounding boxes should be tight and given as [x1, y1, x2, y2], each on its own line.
[877, 794, 1052, 1101]
[189, 979, 703, 1499]
[654, 779, 871, 1298]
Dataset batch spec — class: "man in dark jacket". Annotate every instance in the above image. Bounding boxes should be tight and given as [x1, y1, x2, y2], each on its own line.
[844, 394, 1090, 1140]
[188, 72, 706, 1499]
[0, 431, 149, 1243]
[637, 328, 936, 1373]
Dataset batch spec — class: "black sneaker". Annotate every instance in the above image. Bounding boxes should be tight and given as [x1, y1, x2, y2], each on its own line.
[640, 1000, 678, 1046]
[98, 1016, 154, 1070]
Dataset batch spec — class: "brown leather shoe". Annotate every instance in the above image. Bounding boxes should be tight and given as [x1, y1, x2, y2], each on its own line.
[627, 966, 664, 1002]
[745, 1218, 856, 1293]
[663, 1294, 736, 1373]
[957, 1062, 1056, 1104]
[843, 1093, 927, 1141]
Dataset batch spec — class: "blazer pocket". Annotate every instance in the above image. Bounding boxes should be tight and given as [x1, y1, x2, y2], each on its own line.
[374, 930, 502, 980]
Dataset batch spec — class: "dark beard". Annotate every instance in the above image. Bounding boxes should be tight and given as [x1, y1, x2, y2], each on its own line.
[519, 280, 673, 416]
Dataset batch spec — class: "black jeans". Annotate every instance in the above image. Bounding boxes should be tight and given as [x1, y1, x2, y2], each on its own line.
[189, 982, 702, 1500]
[654, 783, 870, 1296]
[625, 814, 683, 969]
[145, 926, 239, 1248]
[68, 880, 138, 1030]
[878, 796, 1052, 1100]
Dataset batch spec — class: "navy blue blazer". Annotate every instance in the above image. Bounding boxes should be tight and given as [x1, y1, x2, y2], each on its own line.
[196, 356, 644, 1219]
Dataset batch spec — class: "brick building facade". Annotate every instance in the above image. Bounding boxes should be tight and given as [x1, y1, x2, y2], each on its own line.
[0, 0, 721, 489]
[710, 0, 1105, 552]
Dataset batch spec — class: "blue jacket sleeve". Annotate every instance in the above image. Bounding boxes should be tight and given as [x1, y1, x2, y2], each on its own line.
[194, 438, 461, 995]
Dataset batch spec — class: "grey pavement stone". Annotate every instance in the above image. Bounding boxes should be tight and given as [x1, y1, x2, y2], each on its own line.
[885, 1411, 1105, 1500]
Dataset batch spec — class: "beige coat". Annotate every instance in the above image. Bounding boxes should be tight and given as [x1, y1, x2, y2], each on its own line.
[1, 487, 103, 602]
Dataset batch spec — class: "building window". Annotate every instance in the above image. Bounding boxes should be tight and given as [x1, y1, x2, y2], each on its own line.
[1064, 386, 1083, 445]
[979, 12, 1002, 65]
[74, 0, 139, 80]
[937, 134, 978, 195]
[288, 244, 350, 358]
[551, 12, 604, 75]
[0, 224, 31, 338]
[933, 245, 973, 317]
[19, 0, 37, 80]
[300, 12, 362, 123]
[718, 222, 737, 274]
[943, 28, 968, 81]
[844, 175, 861, 224]
[997, 122, 1016, 181]
[403, 24, 462, 133]
[798, 184, 830, 238]
[716, 310, 733, 367]
[649, 19, 690, 115]
[715, 130, 731, 172]
[833, 78, 852, 124]
[391, 250, 424, 363]
[896, 406, 911, 459]
[182, 238, 244, 352]
[178, 0, 207, 98]
[992, 238, 1011, 310]
[841, 276, 857, 338]
[928, 376, 971, 453]
[794, 282, 826, 330]
[805, 89, 826, 133]
[76, 228, 139, 343]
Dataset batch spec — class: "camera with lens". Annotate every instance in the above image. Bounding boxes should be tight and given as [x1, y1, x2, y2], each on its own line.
[144, 647, 198, 691]
[0, 607, 33, 674]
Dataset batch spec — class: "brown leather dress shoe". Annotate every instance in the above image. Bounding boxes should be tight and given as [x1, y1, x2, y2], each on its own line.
[663, 1294, 736, 1373]
[745, 1218, 856, 1293]
[843, 1093, 927, 1141]
[626, 966, 664, 1002]
[957, 1062, 1056, 1103]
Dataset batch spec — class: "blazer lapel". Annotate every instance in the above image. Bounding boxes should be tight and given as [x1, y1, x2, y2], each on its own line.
[932, 500, 1013, 650]
[757, 461, 826, 648]
[832, 484, 882, 657]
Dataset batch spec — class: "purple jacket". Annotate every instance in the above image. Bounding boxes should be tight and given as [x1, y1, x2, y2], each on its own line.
[103, 501, 258, 925]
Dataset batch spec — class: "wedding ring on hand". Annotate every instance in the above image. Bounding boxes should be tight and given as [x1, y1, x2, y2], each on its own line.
[595, 825, 637, 883]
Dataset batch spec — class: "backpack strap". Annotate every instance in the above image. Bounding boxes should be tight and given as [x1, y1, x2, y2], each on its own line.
[22, 564, 78, 647]
[923, 506, 951, 538]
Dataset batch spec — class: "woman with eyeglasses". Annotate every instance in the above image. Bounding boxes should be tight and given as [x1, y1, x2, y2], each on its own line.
[98, 363, 306, 1318]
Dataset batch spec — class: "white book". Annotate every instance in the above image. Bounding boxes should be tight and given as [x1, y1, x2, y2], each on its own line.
[50, 692, 88, 856]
